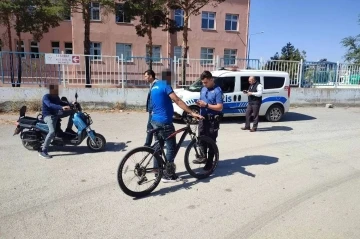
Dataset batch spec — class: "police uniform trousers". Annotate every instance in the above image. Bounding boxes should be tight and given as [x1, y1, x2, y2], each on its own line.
[198, 115, 220, 161]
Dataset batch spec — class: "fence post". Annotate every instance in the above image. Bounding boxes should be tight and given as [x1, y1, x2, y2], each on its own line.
[61, 51, 66, 88]
[259, 57, 263, 69]
[298, 59, 303, 88]
[0, 51, 4, 84]
[335, 61, 340, 88]
[216, 55, 220, 70]
[121, 54, 124, 89]
[173, 56, 177, 89]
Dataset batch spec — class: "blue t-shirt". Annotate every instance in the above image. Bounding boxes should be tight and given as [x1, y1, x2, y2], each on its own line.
[150, 80, 174, 124]
[199, 85, 223, 116]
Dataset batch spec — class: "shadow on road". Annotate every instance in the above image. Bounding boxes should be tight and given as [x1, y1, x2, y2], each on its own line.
[280, 112, 316, 121]
[257, 126, 293, 131]
[133, 155, 278, 199]
[52, 141, 131, 156]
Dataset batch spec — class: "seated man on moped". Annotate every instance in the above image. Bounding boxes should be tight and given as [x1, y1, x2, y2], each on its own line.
[39, 84, 75, 159]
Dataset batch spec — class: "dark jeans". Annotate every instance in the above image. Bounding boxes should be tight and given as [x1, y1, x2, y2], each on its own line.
[145, 113, 153, 146]
[245, 102, 261, 128]
[151, 121, 176, 165]
[198, 119, 220, 161]
[57, 109, 75, 129]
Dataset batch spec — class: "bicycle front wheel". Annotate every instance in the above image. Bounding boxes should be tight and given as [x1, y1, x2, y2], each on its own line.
[184, 135, 219, 179]
[117, 146, 164, 198]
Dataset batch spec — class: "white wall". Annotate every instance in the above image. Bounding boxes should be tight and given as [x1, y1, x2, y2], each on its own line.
[1, 87, 360, 107]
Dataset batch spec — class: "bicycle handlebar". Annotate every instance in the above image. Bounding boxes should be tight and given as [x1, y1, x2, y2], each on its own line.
[183, 113, 201, 125]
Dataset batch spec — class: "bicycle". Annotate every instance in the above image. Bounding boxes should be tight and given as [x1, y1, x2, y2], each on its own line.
[117, 114, 220, 198]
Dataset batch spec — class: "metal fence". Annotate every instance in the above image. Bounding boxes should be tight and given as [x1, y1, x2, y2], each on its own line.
[260, 60, 302, 86]
[63, 54, 122, 86]
[124, 56, 173, 87]
[1, 51, 360, 88]
[174, 57, 219, 87]
[220, 58, 261, 70]
[0, 51, 61, 86]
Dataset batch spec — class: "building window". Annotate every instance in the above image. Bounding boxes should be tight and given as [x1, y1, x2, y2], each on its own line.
[201, 11, 215, 30]
[52, 42, 60, 54]
[90, 42, 102, 60]
[90, 2, 100, 21]
[64, 42, 73, 54]
[116, 43, 132, 61]
[30, 41, 39, 59]
[115, 3, 130, 23]
[225, 14, 238, 31]
[174, 9, 184, 27]
[174, 46, 182, 61]
[16, 40, 25, 58]
[223, 49, 237, 65]
[200, 47, 214, 65]
[146, 45, 161, 62]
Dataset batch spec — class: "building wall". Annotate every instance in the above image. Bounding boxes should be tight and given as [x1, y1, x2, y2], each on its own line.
[0, 0, 249, 60]
[0, 21, 73, 53]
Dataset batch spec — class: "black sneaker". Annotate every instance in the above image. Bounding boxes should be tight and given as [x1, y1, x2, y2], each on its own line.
[203, 163, 213, 171]
[161, 174, 182, 183]
[39, 149, 52, 159]
[192, 156, 207, 164]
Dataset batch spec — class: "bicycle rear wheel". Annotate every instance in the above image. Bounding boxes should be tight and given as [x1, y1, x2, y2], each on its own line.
[117, 146, 164, 198]
[184, 135, 219, 179]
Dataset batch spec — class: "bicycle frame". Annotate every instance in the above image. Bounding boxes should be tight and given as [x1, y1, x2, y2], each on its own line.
[152, 123, 197, 163]
[138, 123, 201, 172]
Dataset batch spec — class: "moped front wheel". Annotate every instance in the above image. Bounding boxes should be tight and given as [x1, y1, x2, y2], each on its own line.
[86, 133, 106, 151]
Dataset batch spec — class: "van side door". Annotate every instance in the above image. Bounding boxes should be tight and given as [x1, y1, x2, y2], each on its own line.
[262, 76, 288, 104]
[214, 76, 239, 116]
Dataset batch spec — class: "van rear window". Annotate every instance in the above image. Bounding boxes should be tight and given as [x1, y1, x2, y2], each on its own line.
[264, 76, 285, 89]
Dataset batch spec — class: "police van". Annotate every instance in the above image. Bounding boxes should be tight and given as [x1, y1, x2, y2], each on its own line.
[173, 68, 291, 122]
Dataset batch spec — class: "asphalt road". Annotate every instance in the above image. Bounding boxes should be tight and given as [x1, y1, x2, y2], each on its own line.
[1, 107, 360, 239]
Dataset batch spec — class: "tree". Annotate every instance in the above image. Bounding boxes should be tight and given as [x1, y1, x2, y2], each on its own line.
[264, 42, 306, 85]
[341, 15, 360, 65]
[341, 35, 360, 64]
[168, 0, 226, 85]
[0, 0, 64, 87]
[0, 1, 15, 86]
[123, 0, 181, 70]
[319, 58, 327, 62]
[65, 0, 116, 87]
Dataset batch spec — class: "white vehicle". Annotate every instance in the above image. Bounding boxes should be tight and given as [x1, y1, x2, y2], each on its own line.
[173, 68, 291, 122]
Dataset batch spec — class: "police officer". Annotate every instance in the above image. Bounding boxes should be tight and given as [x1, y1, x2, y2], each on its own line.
[193, 70, 224, 171]
[241, 76, 263, 132]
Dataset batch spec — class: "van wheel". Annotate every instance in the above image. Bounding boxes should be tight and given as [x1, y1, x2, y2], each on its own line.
[183, 106, 200, 124]
[266, 104, 283, 122]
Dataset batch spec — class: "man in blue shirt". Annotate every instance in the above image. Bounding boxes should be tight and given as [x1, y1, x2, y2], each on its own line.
[144, 69, 203, 183]
[144, 71, 158, 147]
[39, 84, 74, 159]
[193, 71, 223, 171]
